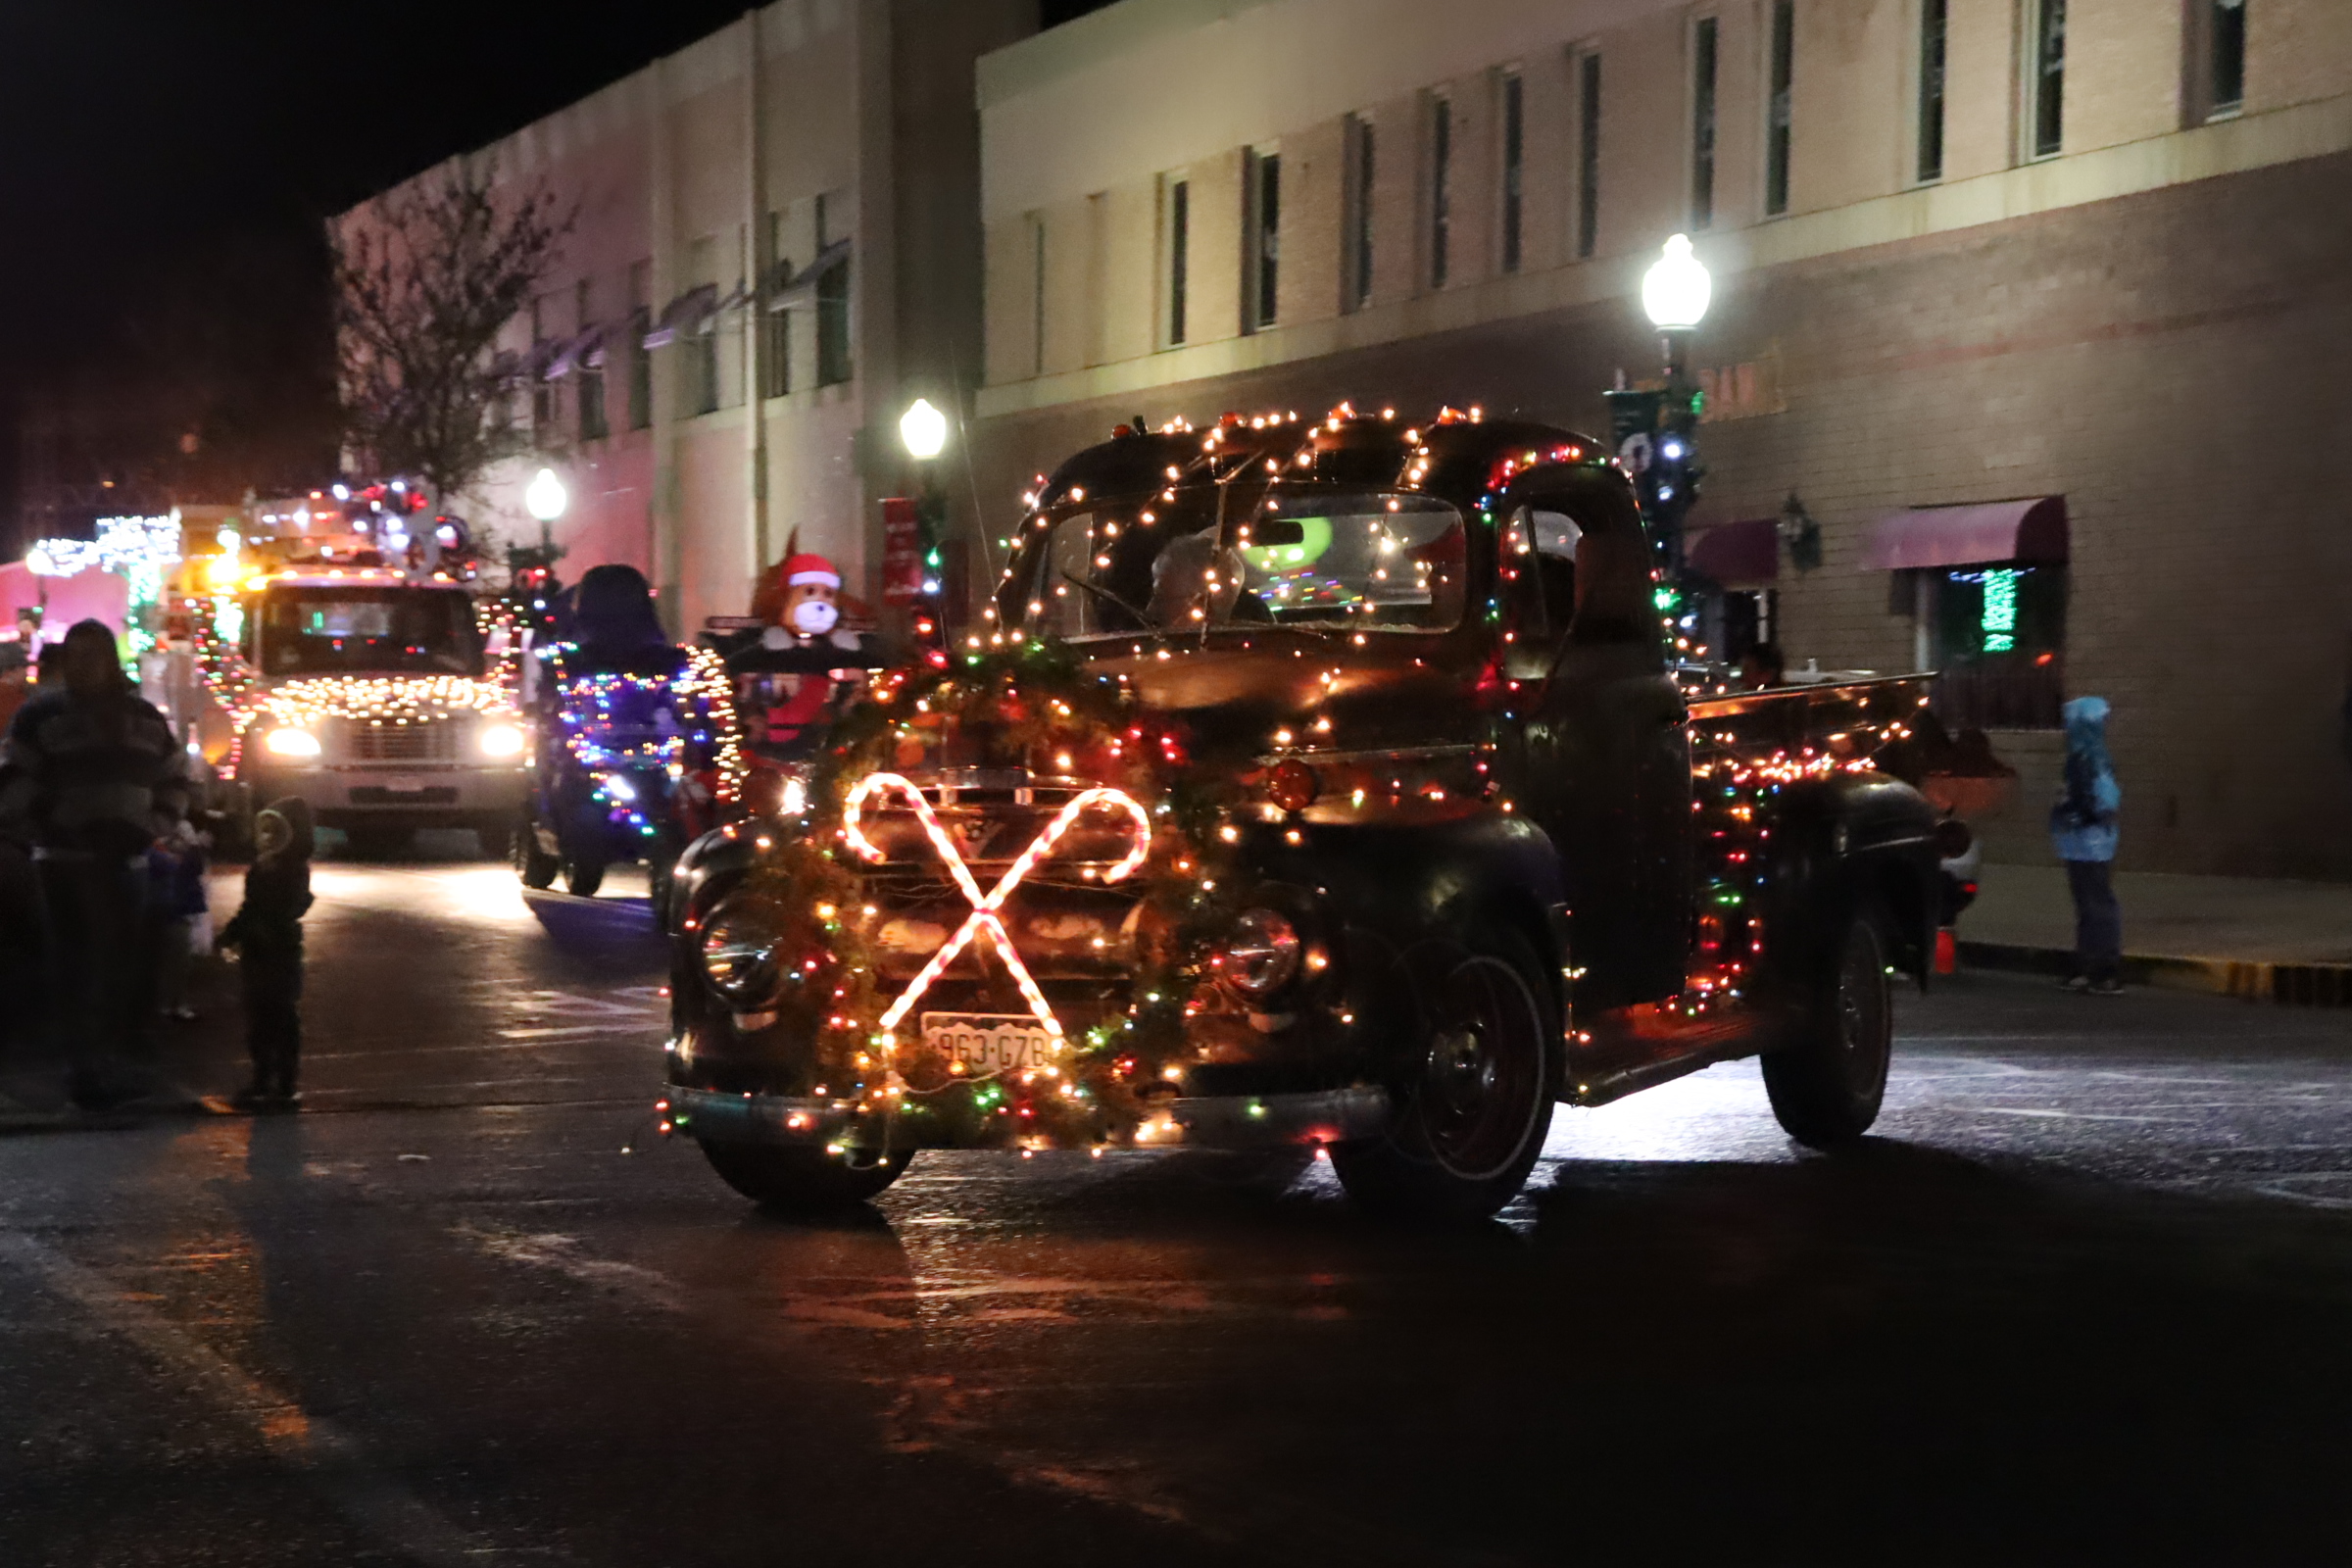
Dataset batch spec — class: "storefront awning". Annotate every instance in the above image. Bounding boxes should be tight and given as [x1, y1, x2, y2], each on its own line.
[542, 323, 608, 379]
[1687, 516, 1780, 584]
[641, 283, 719, 349]
[1863, 496, 2068, 570]
[766, 238, 853, 313]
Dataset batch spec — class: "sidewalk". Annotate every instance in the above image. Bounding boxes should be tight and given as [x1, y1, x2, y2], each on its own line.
[1957, 862, 2352, 1006]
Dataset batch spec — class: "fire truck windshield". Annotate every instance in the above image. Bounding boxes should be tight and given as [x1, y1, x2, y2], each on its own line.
[258, 586, 482, 677]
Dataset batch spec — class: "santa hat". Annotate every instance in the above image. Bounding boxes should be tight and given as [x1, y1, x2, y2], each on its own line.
[782, 553, 841, 590]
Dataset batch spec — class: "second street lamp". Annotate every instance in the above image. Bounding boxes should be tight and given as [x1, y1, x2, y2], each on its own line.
[1608, 234, 1713, 591]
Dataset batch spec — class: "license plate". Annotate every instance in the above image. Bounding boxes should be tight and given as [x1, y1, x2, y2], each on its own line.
[379, 776, 426, 795]
[920, 1013, 1057, 1077]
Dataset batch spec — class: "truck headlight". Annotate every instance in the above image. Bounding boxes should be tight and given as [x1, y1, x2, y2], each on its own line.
[263, 727, 320, 760]
[1216, 907, 1301, 999]
[699, 906, 781, 1003]
[478, 721, 526, 759]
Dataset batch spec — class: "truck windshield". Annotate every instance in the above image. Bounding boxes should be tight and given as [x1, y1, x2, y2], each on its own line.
[1023, 491, 1467, 640]
[258, 586, 483, 676]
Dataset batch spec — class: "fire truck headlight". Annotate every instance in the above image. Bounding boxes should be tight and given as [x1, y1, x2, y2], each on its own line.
[781, 776, 808, 816]
[263, 727, 320, 760]
[477, 721, 526, 760]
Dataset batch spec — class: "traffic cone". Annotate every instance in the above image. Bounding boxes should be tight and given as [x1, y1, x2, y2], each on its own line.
[1935, 927, 1959, 976]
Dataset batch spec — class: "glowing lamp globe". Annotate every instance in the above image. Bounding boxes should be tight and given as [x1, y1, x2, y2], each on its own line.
[899, 398, 949, 461]
[1642, 234, 1712, 331]
[524, 466, 568, 524]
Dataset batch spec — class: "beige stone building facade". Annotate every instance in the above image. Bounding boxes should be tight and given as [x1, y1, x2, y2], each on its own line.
[336, 0, 1032, 639]
[972, 0, 2352, 878]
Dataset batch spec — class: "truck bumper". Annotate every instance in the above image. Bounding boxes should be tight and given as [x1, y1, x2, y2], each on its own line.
[661, 1082, 1392, 1152]
[243, 762, 529, 830]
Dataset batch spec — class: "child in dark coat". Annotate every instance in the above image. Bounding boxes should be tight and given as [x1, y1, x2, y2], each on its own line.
[220, 798, 314, 1108]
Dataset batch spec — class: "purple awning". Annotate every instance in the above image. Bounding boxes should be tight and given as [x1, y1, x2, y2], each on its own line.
[1687, 516, 1780, 584]
[1863, 496, 2068, 571]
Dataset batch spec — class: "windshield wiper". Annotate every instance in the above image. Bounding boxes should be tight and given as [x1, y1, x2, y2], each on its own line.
[1058, 572, 1152, 630]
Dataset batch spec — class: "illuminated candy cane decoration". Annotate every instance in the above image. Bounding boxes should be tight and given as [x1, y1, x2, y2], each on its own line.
[843, 772, 1152, 1041]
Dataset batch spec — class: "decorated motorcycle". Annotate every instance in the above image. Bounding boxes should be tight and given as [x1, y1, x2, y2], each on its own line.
[517, 564, 741, 909]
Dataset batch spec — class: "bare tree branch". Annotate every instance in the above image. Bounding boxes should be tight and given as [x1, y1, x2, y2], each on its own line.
[332, 162, 572, 500]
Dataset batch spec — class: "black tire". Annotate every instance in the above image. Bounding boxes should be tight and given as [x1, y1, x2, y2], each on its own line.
[514, 819, 560, 890]
[1330, 922, 1562, 1222]
[1763, 904, 1893, 1147]
[561, 853, 605, 898]
[700, 1141, 914, 1214]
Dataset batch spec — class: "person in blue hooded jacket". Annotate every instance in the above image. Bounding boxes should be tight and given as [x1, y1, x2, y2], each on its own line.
[2050, 696, 2124, 994]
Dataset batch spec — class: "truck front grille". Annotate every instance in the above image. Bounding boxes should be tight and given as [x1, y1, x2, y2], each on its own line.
[349, 722, 457, 762]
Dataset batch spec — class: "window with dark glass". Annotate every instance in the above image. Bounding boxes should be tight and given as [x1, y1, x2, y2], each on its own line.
[575, 279, 607, 441]
[1500, 73, 1524, 272]
[1247, 150, 1280, 331]
[760, 214, 790, 400]
[1690, 17, 1719, 227]
[1348, 115, 1375, 309]
[1577, 53, 1601, 259]
[1429, 96, 1452, 288]
[1765, 2, 1794, 216]
[1917, 0, 1948, 182]
[2209, 0, 2247, 118]
[1165, 176, 1190, 345]
[2032, 0, 2066, 159]
[627, 260, 652, 429]
[814, 194, 853, 388]
[1929, 564, 2069, 730]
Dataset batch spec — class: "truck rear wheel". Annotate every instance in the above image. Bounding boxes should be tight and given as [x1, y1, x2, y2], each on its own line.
[699, 1141, 914, 1214]
[562, 853, 605, 898]
[1763, 906, 1893, 1147]
[514, 817, 560, 890]
[1330, 923, 1560, 1222]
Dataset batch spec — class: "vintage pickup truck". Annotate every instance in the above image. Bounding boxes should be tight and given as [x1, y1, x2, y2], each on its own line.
[660, 408, 1940, 1220]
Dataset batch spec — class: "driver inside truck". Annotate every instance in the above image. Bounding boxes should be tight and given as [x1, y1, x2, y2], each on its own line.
[1147, 528, 1272, 627]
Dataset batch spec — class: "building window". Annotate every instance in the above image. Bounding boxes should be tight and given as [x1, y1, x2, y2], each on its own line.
[1928, 564, 2068, 730]
[1577, 53, 1601, 259]
[1162, 175, 1190, 346]
[1499, 72, 1524, 273]
[530, 295, 556, 433]
[2206, 0, 2247, 120]
[1765, 1, 1793, 216]
[575, 279, 607, 442]
[683, 236, 719, 416]
[1246, 149, 1280, 332]
[627, 259, 653, 430]
[1690, 17, 1719, 228]
[760, 215, 790, 401]
[1917, 0, 1948, 182]
[814, 192, 853, 388]
[1429, 95, 1452, 289]
[2031, 0, 2066, 159]
[1347, 115, 1375, 310]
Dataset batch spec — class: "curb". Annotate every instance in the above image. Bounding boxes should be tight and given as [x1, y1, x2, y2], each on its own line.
[1958, 941, 2352, 1007]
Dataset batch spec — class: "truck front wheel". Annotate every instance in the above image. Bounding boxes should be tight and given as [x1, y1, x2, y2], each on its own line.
[1763, 906, 1893, 1147]
[1331, 924, 1561, 1222]
[699, 1141, 914, 1214]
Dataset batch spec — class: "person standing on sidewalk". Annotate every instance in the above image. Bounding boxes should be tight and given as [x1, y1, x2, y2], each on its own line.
[2050, 695, 2124, 995]
[0, 619, 190, 1105]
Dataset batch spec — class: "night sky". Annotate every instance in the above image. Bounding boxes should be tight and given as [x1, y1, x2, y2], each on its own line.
[0, 0, 1105, 549]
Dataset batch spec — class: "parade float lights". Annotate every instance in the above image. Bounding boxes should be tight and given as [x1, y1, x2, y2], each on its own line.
[27, 514, 183, 660]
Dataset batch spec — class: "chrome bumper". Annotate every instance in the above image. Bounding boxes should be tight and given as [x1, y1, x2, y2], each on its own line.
[661, 1083, 1391, 1152]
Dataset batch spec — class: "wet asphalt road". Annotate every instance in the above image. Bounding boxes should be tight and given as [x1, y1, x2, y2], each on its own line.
[4, 840, 2351, 1566]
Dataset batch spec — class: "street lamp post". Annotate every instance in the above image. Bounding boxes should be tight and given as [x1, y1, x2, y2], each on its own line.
[524, 466, 568, 564]
[896, 400, 951, 637]
[1609, 234, 1713, 585]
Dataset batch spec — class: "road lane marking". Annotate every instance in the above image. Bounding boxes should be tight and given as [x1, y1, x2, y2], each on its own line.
[0, 1230, 516, 1567]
